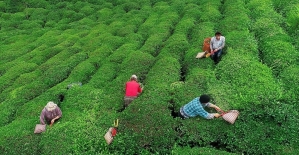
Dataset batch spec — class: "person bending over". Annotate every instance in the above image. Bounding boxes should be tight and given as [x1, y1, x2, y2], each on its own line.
[175, 94, 222, 119]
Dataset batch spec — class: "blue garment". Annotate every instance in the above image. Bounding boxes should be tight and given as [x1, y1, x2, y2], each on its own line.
[211, 49, 223, 63]
[181, 97, 214, 119]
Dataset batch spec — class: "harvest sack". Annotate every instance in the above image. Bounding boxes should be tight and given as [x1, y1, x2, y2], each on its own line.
[104, 127, 117, 145]
[222, 110, 239, 124]
[34, 124, 46, 134]
[202, 37, 211, 53]
[203, 37, 211, 58]
[196, 52, 206, 58]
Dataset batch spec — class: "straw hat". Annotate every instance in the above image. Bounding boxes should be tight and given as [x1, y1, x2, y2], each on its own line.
[45, 101, 57, 111]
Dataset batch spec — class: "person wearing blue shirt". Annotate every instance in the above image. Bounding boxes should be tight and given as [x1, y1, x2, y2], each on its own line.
[176, 94, 222, 119]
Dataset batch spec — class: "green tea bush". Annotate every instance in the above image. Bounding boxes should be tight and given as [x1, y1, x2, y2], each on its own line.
[88, 45, 114, 66]
[107, 43, 139, 64]
[80, 5, 95, 16]
[28, 8, 49, 21]
[111, 57, 181, 154]
[279, 65, 299, 102]
[158, 33, 189, 63]
[152, 1, 171, 15]
[0, 99, 27, 127]
[246, 0, 284, 25]
[42, 53, 88, 87]
[122, 1, 141, 12]
[140, 34, 166, 56]
[46, 10, 62, 23]
[119, 51, 155, 81]
[96, 8, 113, 23]
[19, 20, 43, 29]
[259, 40, 298, 75]
[183, 3, 201, 21]
[222, 0, 249, 16]
[24, 0, 49, 8]
[211, 48, 282, 109]
[184, 48, 214, 71]
[252, 17, 285, 40]
[174, 17, 195, 34]
[125, 33, 144, 48]
[88, 62, 118, 88]
[221, 14, 250, 32]
[189, 21, 214, 47]
[198, 1, 221, 23]
[172, 145, 236, 155]
[157, 11, 179, 26]
[224, 30, 258, 58]
[0, 1, 5, 12]
[116, 24, 137, 37]
[0, 62, 38, 93]
[138, 13, 159, 39]
[65, 61, 96, 84]
[286, 4, 299, 34]
[98, 34, 124, 50]
[0, 118, 41, 147]
[144, 57, 181, 88]
[124, 10, 148, 28]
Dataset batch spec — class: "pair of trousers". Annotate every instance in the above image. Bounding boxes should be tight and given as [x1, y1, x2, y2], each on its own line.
[211, 49, 222, 63]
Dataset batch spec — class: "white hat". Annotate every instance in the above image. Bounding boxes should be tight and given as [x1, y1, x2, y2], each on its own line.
[45, 101, 57, 111]
[131, 74, 137, 79]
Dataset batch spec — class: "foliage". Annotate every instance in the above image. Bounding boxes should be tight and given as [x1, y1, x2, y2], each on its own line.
[0, 0, 298, 154]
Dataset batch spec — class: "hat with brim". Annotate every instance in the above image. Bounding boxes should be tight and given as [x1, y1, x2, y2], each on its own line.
[45, 101, 57, 111]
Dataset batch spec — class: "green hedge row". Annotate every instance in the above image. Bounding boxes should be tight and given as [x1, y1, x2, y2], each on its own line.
[139, 11, 179, 56]
[271, 0, 299, 49]
[0, 62, 38, 94]
[212, 48, 282, 109]
[246, 0, 299, 75]
[279, 65, 299, 103]
[110, 57, 181, 154]
[221, 0, 251, 34]
[220, 0, 258, 57]
[197, 0, 222, 23]
[246, 0, 284, 25]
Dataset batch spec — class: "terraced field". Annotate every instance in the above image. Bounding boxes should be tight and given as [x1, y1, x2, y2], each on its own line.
[0, 0, 299, 154]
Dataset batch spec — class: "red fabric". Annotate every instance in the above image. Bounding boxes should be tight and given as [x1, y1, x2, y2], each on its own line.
[125, 81, 142, 97]
[111, 128, 117, 136]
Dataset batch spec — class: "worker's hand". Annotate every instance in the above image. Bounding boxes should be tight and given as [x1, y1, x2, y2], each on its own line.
[51, 119, 55, 125]
[214, 113, 221, 118]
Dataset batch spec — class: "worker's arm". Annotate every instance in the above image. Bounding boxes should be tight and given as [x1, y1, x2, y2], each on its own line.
[51, 107, 62, 125]
[207, 103, 223, 112]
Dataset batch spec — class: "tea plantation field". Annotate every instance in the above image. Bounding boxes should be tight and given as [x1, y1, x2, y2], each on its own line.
[1, 0, 299, 154]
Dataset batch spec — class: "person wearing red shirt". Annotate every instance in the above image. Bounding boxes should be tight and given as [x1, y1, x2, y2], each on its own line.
[118, 75, 143, 112]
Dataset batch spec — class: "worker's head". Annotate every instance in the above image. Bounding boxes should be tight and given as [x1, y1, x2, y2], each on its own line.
[130, 74, 138, 81]
[199, 94, 210, 103]
[45, 101, 57, 111]
[215, 32, 222, 40]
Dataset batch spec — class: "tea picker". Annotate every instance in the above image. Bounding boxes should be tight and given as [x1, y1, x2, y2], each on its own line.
[104, 119, 119, 145]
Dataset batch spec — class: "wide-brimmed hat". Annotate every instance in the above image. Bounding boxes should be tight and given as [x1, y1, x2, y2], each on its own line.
[45, 101, 57, 111]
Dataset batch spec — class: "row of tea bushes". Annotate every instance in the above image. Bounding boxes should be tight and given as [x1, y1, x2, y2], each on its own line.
[246, 0, 299, 76]
[246, 0, 299, 104]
